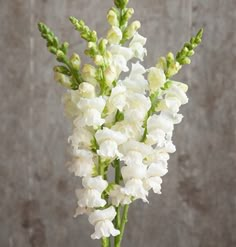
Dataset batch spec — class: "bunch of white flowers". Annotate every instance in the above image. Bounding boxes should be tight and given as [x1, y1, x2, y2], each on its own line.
[38, 0, 203, 246]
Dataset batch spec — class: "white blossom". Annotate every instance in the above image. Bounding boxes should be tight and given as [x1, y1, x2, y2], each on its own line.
[89, 206, 120, 239]
[148, 67, 166, 93]
[129, 32, 147, 60]
[109, 185, 132, 206]
[67, 149, 95, 177]
[95, 128, 127, 159]
[75, 96, 106, 127]
[120, 62, 148, 94]
[76, 176, 108, 208]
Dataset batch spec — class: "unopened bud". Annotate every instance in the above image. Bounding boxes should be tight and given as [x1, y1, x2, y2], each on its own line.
[70, 53, 81, 70]
[79, 82, 96, 98]
[94, 55, 104, 66]
[98, 39, 108, 54]
[81, 64, 97, 85]
[107, 26, 122, 44]
[124, 21, 141, 40]
[123, 8, 134, 22]
[104, 65, 117, 86]
[56, 50, 65, 62]
[54, 72, 71, 89]
[182, 57, 191, 65]
[107, 9, 119, 26]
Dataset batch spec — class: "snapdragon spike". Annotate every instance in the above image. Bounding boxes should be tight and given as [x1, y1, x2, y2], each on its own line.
[38, 0, 203, 246]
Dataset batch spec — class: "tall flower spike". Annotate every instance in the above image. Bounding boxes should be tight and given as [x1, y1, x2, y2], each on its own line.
[38, 1, 203, 246]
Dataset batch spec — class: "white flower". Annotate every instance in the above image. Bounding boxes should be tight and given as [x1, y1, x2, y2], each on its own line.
[112, 120, 144, 141]
[129, 32, 147, 60]
[107, 85, 127, 113]
[79, 82, 96, 98]
[124, 93, 151, 123]
[120, 62, 148, 93]
[122, 179, 148, 202]
[89, 206, 120, 239]
[108, 45, 133, 75]
[144, 161, 168, 194]
[67, 149, 94, 177]
[121, 163, 147, 181]
[76, 176, 108, 208]
[75, 96, 106, 127]
[109, 185, 132, 206]
[109, 45, 133, 61]
[148, 67, 166, 93]
[119, 141, 153, 165]
[95, 128, 127, 159]
[68, 127, 93, 149]
[107, 26, 122, 44]
[147, 114, 174, 134]
[165, 84, 188, 105]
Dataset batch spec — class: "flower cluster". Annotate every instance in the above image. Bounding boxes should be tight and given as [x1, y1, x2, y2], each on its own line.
[38, 0, 203, 246]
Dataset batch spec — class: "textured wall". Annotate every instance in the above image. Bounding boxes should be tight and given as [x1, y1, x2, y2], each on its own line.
[0, 0, 236, 246]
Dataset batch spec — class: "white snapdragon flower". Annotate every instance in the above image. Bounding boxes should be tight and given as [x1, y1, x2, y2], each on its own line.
[124, 93, 151, 123]
[109, 45, 133, 75]
[68, 127, 93, 149]
[107, 85, 127, 113]
[76, 176, 108, 208]
[148, 67, 166, 93]
[89, 206, 120, 239]
[109, 185, 132, 206]
[121, 163, 148, 201]
[144, 161, 168, 194]
[119, 141, 153, 165]
[67, 149, 95, 177]
[95, 128, 127, 159]
[112, 120, 144, 141]
[129, 32, 147, 60]
[122, 179, 148, 202]
[74, 96, 106, 127]
[120, 62, 148, 94]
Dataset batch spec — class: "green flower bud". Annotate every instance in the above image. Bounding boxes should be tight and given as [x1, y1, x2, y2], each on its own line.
[123, 8, 134, 22]
[70, 53, 81, 70]
[53, 66, 71, 75]
[98, 39, 108, 54]
[56, 50, 65, 62]
[54, 72, 71, 88]
[181, 57, 191, 65]
[107, 9, 119, 26]
[124, 21, 141, 40]
[166, 52, 175, 63]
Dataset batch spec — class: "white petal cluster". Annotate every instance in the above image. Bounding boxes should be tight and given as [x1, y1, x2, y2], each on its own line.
[62, 15, 189, 240]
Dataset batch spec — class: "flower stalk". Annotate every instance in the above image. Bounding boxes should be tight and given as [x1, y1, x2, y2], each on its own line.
[38, 0, 203, 246]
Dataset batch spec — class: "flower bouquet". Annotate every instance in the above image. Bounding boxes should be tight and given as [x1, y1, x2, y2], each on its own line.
[38, 0, 203, 246]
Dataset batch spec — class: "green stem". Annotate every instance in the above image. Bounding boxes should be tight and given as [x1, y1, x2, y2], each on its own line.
[102, 237, 109, 247]
[115, 205, 129, 247]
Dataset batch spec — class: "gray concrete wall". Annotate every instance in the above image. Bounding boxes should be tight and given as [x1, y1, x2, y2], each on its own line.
[0, 0, 236, 246]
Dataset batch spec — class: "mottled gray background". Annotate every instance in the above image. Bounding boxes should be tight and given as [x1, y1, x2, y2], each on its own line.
[1, 0, 236, 246]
